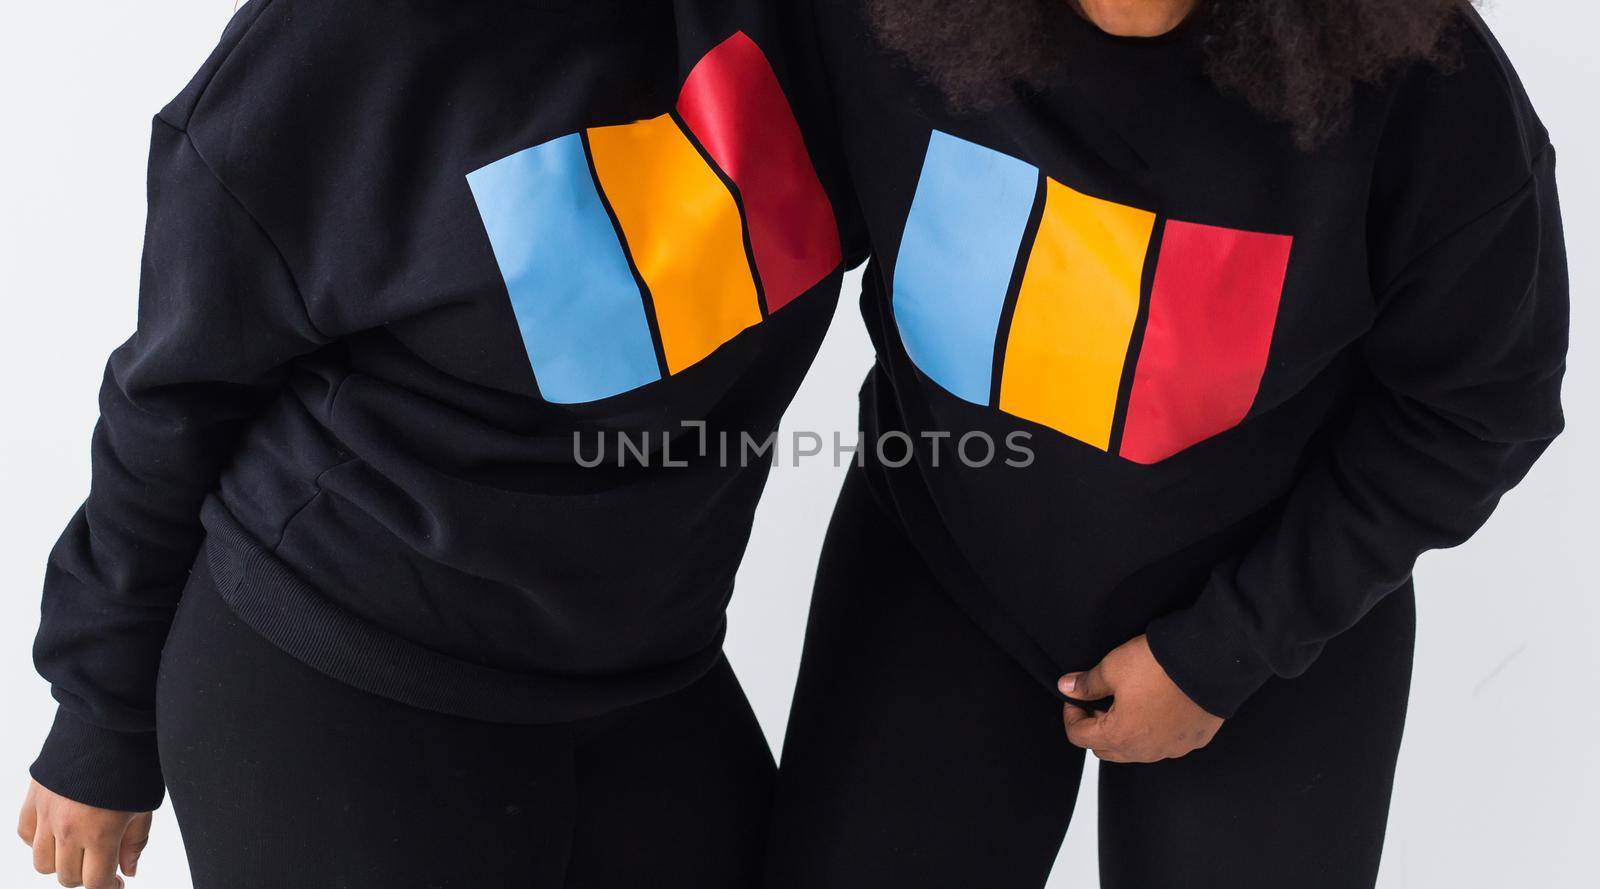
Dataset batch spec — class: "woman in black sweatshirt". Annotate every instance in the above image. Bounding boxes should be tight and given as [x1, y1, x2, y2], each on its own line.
[15, 2, 857, 887]
[766, 1, 1568, 887]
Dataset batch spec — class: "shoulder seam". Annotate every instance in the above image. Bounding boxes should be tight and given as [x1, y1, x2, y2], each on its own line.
[156, 0, 279, 131]
[154, 113, 330, 343]
[1458, 4, 1543, 158]
[1375, 142, 1553, 299]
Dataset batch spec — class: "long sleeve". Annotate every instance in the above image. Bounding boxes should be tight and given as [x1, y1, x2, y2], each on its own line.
[30, 116, 327, 811]
[1147, 145, 1569, 718]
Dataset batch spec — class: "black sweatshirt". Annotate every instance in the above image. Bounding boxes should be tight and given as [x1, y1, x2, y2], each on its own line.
[33, 0, 857, 812]
[813, 1, 1568, 718]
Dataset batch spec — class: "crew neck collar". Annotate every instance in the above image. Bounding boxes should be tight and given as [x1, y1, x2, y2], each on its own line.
[1063, 0, 1202, 49]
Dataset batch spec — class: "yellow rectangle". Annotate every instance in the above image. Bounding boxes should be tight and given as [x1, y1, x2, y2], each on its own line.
[999, 178, 1155, 450]
[586, 115, 762, 374]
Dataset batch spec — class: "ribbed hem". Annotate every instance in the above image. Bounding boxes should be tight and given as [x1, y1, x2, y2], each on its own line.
[199, 495, 725, 725]
[1145, 581, 1275, 719]
[31, 709, 164, 813]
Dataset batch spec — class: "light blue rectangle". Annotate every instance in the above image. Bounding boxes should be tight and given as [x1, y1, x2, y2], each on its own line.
[892, 131, 1040, 405]
[468, 133, 661, 404]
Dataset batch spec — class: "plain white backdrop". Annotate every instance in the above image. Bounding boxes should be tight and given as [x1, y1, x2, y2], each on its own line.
[0, 2, 1592, 887]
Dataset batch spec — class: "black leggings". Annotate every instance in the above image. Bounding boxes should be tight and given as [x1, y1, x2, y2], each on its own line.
[156, 564, 774, 889]
[764, 466, 1415, 889]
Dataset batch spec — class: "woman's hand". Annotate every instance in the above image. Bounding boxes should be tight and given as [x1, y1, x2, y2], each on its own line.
[1059, 635, 1223, 764]
[17, 780, 151, 889]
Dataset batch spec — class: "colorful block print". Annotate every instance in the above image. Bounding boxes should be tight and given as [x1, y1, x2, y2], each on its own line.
[587, 114, 762, 374]
[1000, 178, 1156, 452]
[893, 130, 1040, 406]
[467, 33, 840, 403]
[1120, 221, 1294, 464]
[467, 134, 661, 404]
[677, 32, 842, 312]
[893, 131, 1294, 463]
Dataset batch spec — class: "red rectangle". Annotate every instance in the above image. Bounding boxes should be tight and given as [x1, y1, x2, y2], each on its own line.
[677, 32, 842, 313]
[1119, 220, 1293, 464]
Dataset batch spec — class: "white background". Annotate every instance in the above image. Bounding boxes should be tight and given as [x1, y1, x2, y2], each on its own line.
[1, 2, 1592, 887]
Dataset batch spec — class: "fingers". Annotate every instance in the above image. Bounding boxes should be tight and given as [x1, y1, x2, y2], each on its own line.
[83, 843, 126, 889]
[56, 841, 85, 887]
[1064, 717, 1141, 762]
[18, 794, 38, 847]
[1058, 635, 1226, 765]
[1063, 704, 1152, 763]
[19, 783, 146, 888]
[1061, 702, 1094, 733]
[119, 813, 152, 878]
[1062, 703, 1112, 752]
[32, 824, 56, 876]
[1058, 663, 1114, 704]
[1061, 657, 1118, 756]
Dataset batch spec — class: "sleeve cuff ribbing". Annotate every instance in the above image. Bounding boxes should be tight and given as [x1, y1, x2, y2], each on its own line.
[30, 708, 165, 813]
[1145, 587, 1276, 720]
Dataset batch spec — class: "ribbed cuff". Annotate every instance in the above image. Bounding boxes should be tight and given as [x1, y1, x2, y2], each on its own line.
[1145, 585, 1275, 720]
[30, 708, 165, 813]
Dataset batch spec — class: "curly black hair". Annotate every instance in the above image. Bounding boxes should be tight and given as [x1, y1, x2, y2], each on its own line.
[867, 0, 1468, 148]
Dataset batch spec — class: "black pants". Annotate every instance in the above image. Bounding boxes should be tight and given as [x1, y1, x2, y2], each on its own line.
[156, 565, 774, 889]
[764, 466, 1415, 889]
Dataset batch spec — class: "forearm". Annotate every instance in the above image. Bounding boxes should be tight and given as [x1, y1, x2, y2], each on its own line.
[1149, 151, 1569, 718]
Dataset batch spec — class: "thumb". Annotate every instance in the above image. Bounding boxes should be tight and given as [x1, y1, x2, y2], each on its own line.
[1059, 662, 1115, 702]
[120, 812, 152, 877]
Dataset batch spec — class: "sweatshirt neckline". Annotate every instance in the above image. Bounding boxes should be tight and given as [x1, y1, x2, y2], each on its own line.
[520, 0, 636, 14]
[1063, 2, 1202, 49]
